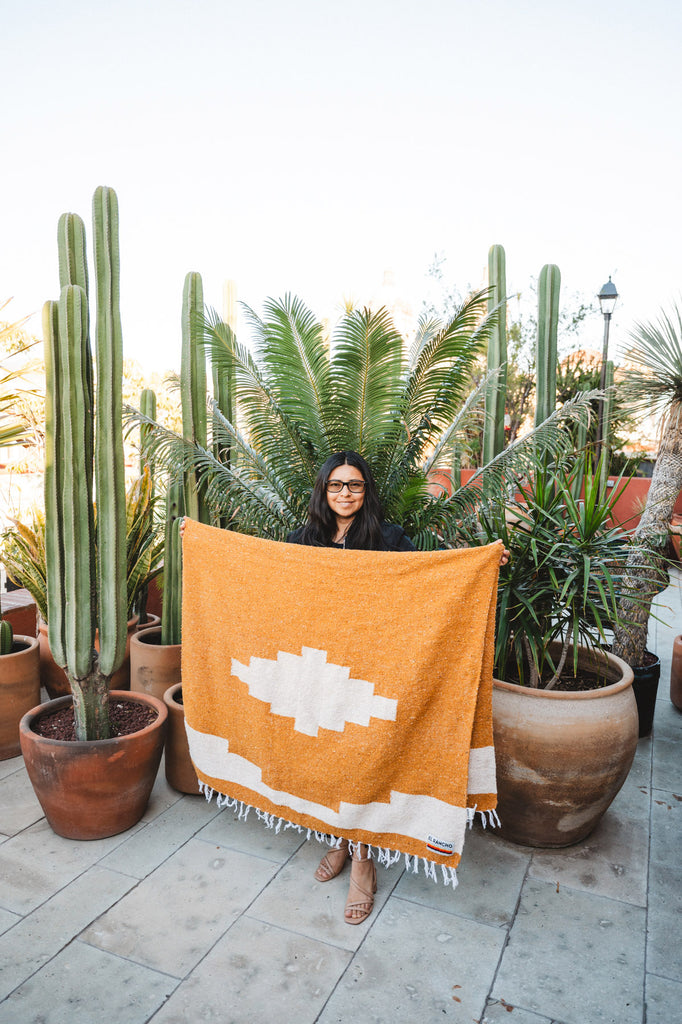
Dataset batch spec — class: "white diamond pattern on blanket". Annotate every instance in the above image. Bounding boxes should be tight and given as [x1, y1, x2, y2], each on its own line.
[231, 646, 398, 737]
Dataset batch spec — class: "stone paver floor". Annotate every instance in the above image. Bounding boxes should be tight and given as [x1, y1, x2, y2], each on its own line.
[1, 575, 680, 1024]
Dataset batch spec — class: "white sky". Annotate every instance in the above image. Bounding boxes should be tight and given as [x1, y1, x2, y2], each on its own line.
[2, 0, 681, 374]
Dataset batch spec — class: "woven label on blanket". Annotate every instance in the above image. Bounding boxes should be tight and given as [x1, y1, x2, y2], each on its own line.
[182, 520, 500, 873]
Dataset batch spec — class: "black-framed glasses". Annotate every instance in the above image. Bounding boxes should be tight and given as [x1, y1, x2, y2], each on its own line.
[326, 479, 366, 493]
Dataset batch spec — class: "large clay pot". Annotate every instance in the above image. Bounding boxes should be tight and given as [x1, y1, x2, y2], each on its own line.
[39, 617, 139, 699]
[493, 645, 637, 848]
[0, 635, 41, 760]
[130, 626, 181, 701]
[19, 690, 167, 840]
[163, 683, 201, 794]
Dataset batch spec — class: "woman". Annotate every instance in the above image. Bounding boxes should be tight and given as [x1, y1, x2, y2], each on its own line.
[288, 450, 508, 926]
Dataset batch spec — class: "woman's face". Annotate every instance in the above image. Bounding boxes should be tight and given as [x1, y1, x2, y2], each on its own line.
[325, 462, 366, 519]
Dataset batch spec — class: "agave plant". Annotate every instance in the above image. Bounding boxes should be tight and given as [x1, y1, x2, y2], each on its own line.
[137, 292, 596, 549]
[612, 302, 682, 665]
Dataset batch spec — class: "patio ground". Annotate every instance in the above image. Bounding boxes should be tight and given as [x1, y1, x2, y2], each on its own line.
[0, 576, 680, 1024]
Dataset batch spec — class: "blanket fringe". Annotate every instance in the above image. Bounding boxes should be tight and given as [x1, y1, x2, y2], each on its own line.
[198, 781, 498, 886]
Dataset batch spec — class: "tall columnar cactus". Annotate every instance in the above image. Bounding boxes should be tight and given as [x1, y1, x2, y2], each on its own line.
[483, 244, 507, 464]
[535, 264, 561, 426]
[139, 387, 157, 478]
[601, 359, 615, 473]
[213, 280, 237, 469]
[161, 478, 184, 646]
[43, 187, 127, 740]
[181, 271, 208, 523]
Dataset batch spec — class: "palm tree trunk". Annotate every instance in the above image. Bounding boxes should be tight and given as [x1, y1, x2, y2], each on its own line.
[612, 408, 682, 666]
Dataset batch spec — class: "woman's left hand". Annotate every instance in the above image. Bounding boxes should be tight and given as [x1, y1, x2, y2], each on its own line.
[498, 544, 510, 566]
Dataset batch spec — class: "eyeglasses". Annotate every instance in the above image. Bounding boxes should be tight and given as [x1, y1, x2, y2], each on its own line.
[326, 479, 366, 493]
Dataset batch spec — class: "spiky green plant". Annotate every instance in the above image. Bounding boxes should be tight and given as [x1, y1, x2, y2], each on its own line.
[43, 187, 127, 740]
[135, 291, 596, 550]
[612, 302, 682, 665]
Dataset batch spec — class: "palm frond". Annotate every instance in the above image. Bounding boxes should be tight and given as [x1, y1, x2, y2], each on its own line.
[619, 302, 682, 421]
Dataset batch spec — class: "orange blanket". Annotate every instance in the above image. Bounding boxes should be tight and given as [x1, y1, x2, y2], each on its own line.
[182, 520, 500, 884]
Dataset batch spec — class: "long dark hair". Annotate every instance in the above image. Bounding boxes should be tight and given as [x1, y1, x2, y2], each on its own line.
[300, 451, 386, 549]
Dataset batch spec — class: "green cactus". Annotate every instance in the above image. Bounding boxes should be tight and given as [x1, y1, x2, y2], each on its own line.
[535, 264, 561, 426]
[602, 359, 615, 476]
[0, 620, 13, 656]
[161, 480, 184, 646]
[483, 244, 507, 464]
[181, 272, 208, 524]
[43, 187, 128, 740]
[139, 388, 157, 478]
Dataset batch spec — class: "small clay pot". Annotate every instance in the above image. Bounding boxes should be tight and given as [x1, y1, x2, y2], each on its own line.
[0, 635, 41, 759]
[130, 626, 181, 701]
[19, 690, 167, 840]
[163, 683, 201, 794]
[670, 636, 682, 711]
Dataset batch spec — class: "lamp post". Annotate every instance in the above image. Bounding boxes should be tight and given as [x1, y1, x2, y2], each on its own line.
[597, 276, 618, 450]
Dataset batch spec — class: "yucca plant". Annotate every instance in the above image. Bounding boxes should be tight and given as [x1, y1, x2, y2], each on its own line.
[459, 452, 629, 687]
[136, 291, 596, 548]
[612, 302, 682, 666]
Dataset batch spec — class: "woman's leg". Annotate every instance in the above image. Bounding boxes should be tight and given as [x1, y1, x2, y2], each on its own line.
[314, 838, 349, 881]
[344, 843, 377, 925]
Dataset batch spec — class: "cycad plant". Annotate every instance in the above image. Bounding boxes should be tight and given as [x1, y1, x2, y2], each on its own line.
[612, 302, 682, 665]
[139, 291, 595, 549]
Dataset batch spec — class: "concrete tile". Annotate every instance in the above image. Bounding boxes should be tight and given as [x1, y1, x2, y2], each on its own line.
[529, 804, 649, 907]
[81, 836, 279, 977]
[646, 973, 682, 1024]
[0, 907, 19, 936]
[0, 865, 136, 1000]
[0, 764, 44, 836]
[248, 837, 401, 952]
[652, 699, 682, 792]
[650, 787, 682, 865]
[317, 896, 505, 1023]
[647, 861, 682, 982]
[196, 805, 307, 863]
[99, 793, 222, 879]
[493, 878, 645, 1024]
[394, 826, 531, 926]
[0, 818, 137, 915]
[139, 757, 185, 822]
[0, 755, 24, 781]
[0, 940, 176, 1024]
[150, 915, 351, 1024]
[482, 1001, 554, 1023]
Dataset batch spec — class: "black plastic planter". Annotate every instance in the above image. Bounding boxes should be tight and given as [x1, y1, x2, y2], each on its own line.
[631, 652, 661, 737]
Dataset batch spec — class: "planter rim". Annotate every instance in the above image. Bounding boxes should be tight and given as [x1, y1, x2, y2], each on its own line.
[494, 647, 634, 700]
[19, 689, 167, 748]
[0, 634, 39, 662]
[163, 682, 183, 707]
[132, 625, 181, 651]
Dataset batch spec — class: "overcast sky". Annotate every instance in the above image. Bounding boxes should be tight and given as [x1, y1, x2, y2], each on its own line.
[3, 0, 681, 373]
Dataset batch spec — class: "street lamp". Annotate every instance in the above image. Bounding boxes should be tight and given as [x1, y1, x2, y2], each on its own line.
[597, 276, 618, 448]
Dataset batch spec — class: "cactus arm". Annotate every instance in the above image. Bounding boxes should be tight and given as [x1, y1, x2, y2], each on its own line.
[482, 244, 507, 464]
[181, 271, 207, 523]
[535, 264, 561, 425]
[57, 285, 96, 679]
[43, 300, 68, 668]
[0, 620, 13, 655]
[92, 186, 127, 677]
[139, 388, 157, 480]
[161, 480, 184, 646]
[58, 213, 89, 295]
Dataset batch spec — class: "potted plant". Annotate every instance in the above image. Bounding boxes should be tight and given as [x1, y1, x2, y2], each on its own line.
[0, 619, 40, 760]
[19, 187, 167, 841]
[460, 454, 639, 848]
[610, 303, 682, 725]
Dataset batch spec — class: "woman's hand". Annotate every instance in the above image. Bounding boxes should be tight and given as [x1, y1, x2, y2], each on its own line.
[498, 542, 510, 566]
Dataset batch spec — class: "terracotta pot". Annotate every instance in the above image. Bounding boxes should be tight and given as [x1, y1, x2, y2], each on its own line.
[39, 617, 139, 699]
[493, 645, 638, 848]
[0, 636, 41, 760]
[670, 636, 682, 712]
[19, 690, 167, 840]
[130, 626, 182, 701]
[135, 613, 161, 632]
[163, 683, 201, 794]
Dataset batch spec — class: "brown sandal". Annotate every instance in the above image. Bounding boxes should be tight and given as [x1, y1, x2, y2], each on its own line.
[344, 849, 377, 925]
[314, 839, 349, 882]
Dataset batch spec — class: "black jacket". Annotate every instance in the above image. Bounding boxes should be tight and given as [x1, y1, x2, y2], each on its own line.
[286, 522, 415, 552]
